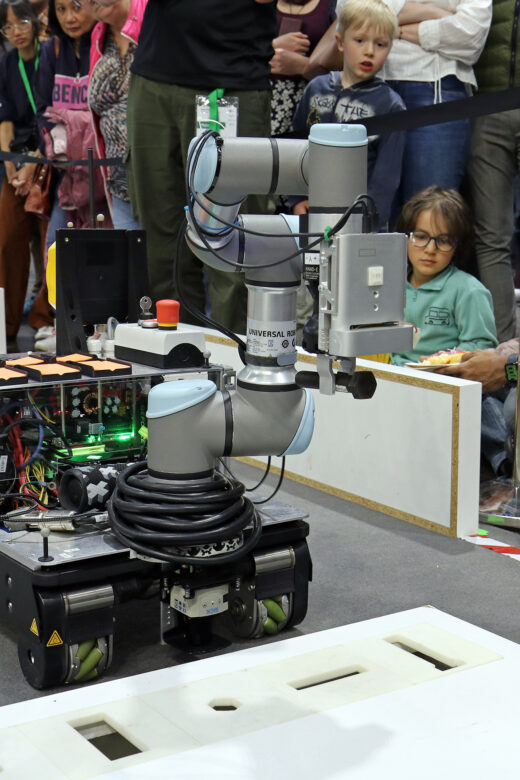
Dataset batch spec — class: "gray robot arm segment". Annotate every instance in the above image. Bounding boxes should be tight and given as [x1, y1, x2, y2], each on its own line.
[146, 380, 315, 477]
[186, 213, 303, 287]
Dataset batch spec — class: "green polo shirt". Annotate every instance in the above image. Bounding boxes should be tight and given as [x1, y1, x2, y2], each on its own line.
[391, 264, 498, 366]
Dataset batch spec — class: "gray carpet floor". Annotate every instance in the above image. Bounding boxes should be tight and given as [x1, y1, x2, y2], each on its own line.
[1, 458, 519, 707]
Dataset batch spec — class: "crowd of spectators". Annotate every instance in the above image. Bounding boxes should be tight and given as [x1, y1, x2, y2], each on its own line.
[0, 0, 518, 363]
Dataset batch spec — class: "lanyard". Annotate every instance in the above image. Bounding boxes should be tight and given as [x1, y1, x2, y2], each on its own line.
[18, 42, 40, 115]
[208, 88, 225, 127]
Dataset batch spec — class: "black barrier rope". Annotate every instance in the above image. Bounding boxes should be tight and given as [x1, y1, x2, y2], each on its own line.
[358, 86, 520, 136]
[276, 86, 520, 138]
[0, 150, 122, 166]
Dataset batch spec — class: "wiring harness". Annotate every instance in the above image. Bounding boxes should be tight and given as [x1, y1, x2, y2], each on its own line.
[0, 393, 70, 515]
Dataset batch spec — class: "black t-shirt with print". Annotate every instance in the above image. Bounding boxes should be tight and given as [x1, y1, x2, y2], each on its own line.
[0, 49, 38, 148]
[132, 0, 277, 90]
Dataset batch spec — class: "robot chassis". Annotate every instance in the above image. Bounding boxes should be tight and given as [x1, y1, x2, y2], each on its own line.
[0, 124, 412, 689]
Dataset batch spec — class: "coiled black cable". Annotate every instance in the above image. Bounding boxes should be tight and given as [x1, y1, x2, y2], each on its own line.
[107, 461, 262, 566]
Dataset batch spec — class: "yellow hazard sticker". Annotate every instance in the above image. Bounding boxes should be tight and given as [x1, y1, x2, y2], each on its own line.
[30, 618, 39, 636]
[46, 630, 63, 647]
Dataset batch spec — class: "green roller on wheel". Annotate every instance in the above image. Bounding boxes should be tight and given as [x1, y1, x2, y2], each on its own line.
[263, 598, 287, 624]
[76, 639, 95, 662]
[263, 617, 278, 635]
[74, 647, 103, 682]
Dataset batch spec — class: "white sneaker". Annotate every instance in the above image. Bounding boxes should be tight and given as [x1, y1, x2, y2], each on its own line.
[34, 325, 55, 341]
[34, 330, 56, 351]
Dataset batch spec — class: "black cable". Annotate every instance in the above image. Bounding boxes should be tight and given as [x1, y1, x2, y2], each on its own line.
[13, 493, 59, 510]
[218, 455, 285, 504]
[174, 221, 248, 358]
[36, 450, 73, 472]
[0, 495, 38, 517]
[246, 457, 272, 490]
[0, 417, 47, 438]
[252, 457, 286, 505]
[107, 461, 262, 566]
[218, 456, 272, 492]
[0, 417, 73, 460]
[187, 188, 370, 273]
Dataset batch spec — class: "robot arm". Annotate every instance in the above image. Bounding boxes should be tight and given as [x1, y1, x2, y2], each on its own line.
[107, 124, 413, 631]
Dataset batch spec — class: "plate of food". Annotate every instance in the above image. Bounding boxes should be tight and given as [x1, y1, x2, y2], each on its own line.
[405, 349, 467, 370]
[405, 362, 445, 370]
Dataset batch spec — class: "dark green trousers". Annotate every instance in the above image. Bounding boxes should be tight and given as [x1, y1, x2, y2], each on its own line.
[127, 74, 271, 332]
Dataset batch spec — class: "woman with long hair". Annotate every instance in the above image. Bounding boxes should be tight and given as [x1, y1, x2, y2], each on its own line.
[84, 0, 146, 229]
[0, 0, 52, 349]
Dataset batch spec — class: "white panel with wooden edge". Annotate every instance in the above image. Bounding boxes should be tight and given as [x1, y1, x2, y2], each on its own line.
[203, 332, 481, 537]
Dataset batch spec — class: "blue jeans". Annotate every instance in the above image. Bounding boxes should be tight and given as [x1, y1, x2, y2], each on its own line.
[111, 195, 141, 230]
[386, 77, 471, 223]
[504, 387, 517, 435]
[45, 196, 68, 255]
[481, 391, 509, 475]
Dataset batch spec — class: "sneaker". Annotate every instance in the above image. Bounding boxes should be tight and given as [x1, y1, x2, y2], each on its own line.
[34, 329, 56, 352]
[34, 325, 55, 341]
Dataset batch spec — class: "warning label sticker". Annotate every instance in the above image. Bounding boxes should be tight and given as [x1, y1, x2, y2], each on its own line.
[46, 630, 63, 647]
[247, 319, 296, 358]
[30, 618, 39, 636]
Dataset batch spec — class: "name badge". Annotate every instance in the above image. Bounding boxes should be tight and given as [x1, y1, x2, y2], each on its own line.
[196, 95, 238, 138]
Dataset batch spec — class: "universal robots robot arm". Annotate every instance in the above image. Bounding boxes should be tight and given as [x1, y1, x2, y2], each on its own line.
[107, 124, 412, 645]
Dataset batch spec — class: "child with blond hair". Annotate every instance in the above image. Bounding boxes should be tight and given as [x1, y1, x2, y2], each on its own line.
[291, 0, 405, 227]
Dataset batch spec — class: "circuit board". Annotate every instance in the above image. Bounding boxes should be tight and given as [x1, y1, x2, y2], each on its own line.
[0, 377, 148, 510]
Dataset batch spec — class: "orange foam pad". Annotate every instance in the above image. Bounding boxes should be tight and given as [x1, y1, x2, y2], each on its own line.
[35, 364, 81, 376]
[56, 353, 93, 363]
[87, 360, 130, 371]
[0, 368, 28, 379]
[5, 356, 44, 366]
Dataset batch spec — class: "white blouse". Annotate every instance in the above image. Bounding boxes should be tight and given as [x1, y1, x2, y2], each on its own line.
[336, 0, 492, 89]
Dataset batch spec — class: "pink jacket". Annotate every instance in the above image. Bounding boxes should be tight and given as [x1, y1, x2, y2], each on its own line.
[45, 106, 112, 229]
[88, 0, 147, 181]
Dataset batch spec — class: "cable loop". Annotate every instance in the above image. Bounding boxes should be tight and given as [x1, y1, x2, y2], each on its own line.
[107, 462, 262, 566]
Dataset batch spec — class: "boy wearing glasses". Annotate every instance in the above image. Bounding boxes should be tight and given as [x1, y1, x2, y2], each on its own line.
[291, 0, 405, 228]
[391, 186, 498, 367]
